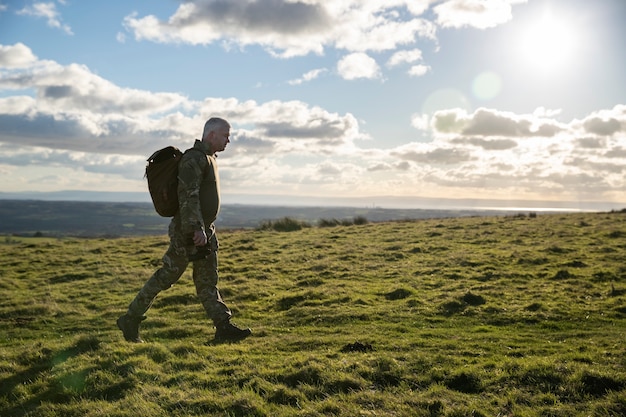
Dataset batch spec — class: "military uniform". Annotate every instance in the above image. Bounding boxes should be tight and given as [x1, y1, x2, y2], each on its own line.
[126, 139, 231, 327]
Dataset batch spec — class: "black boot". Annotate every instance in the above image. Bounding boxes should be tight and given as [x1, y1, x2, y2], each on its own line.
[117, 314, 146, 343]
[215, 321, 251, 342]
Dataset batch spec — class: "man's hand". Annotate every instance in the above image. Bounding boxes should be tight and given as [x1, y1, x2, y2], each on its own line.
[192, 229, 207, 246]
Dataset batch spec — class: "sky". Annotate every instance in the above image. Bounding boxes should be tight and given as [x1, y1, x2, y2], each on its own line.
[0, 0, 625, 209]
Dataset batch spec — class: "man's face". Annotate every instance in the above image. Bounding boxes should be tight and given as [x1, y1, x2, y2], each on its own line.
[209, 127, 230, 152]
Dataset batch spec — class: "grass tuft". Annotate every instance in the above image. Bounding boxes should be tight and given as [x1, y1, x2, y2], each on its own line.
[258, 217, 310, 232]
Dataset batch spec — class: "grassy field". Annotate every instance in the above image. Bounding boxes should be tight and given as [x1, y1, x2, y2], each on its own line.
[1, 211, 626, 416]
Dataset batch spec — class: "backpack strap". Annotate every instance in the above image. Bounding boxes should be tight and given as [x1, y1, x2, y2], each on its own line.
[184, 147, 206, 156]
[182, 147, 207, 161]
[182, 147, 208, 162]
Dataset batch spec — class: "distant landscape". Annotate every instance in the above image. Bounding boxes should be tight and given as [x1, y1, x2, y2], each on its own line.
[0, 199, 551, 238]
[2, 190, 624, 212]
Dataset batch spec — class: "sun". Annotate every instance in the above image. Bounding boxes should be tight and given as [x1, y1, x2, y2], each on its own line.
[518, 9, 577, 75]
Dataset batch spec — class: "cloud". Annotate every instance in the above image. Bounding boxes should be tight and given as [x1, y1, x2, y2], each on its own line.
[200, 101, 365, 157]
[393, 144, 474, 165]
[259, 120, 346, 140]
[411, 114, 430, 131]
[123, 0, 439, 58]
[287, 68, 327, 85]
[17, 1, 73, 35]
[0, 42, 374, 194]
[119, 0, 534, 88]
[575, 138, 604, 149]
[337, 53, 381, 80]
[408, 64, 431, 77]
[434, 0, 525, 30]
[390, 103, 626, 201]
[451, 137, 518, 150]
[1, 41, 624, 202]
[387, 49, 424, 67]
[0, 43, 366, 159]
[585, 118, 621, 136]
[386, 48, 431, 76]
[431, 107, 565, 137]
[123, 0, 331, 57]
[0, 47, 196, 154]
[0, 144, 142, 174]
[606, 147, 626, 159]
[0, 43, 38, 68]
[171, 0, 330, 36]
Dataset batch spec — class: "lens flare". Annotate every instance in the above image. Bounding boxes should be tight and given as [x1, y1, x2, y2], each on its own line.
[472, 71, 502, 100]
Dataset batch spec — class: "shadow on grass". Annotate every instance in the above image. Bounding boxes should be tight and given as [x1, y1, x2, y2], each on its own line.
[0, 335, 120, 417]
[445, 371, 483, 394]
[580, 372, 625, 397]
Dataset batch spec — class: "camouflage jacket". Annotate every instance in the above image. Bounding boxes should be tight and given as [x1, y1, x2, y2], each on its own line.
[175, 139, 220, 237]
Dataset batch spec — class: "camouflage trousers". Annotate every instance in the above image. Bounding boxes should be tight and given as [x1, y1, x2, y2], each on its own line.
[126, 221, 232, 326]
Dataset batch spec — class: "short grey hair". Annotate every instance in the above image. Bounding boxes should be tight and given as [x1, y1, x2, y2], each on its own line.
[202, 117, 230, 139]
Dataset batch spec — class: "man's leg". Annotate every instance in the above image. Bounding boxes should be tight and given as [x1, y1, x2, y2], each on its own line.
[192, 233, 250, 341]
[118, 230, 188, 342]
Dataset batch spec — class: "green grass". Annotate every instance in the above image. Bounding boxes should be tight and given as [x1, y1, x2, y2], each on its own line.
[1, 211, 626, 416]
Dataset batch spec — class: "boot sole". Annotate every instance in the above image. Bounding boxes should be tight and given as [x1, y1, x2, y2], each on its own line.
[214, 329, 252, 342]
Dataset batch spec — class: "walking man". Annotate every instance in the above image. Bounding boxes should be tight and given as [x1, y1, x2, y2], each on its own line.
[117, 117, 251, 343]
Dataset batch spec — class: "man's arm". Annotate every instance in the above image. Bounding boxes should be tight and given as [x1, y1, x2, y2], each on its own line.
[178, 154, 206, 242]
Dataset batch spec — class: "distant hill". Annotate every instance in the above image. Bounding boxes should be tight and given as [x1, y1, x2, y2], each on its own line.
[0, 199, 543, 238]
[2, 190, 624, 211]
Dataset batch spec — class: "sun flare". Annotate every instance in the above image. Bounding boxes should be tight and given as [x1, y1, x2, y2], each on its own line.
[519, 10, 577, 74]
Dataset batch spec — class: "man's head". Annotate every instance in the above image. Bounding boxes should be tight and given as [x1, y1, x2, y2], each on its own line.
[202, 117, 231, 153]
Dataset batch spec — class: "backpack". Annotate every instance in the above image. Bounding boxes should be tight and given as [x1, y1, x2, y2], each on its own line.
[145, 146, 207, 217]
[145, 146, 184, 217]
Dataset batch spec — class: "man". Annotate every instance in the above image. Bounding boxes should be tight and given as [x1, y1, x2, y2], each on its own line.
[117, 117, 251, 343]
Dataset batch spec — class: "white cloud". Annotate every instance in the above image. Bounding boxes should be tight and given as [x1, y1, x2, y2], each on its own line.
[118, 0, 537, 88]
[337, 53, 381, 80]
[287, 68, 327, 85]
[1, 40, 623, 203]
[0, 44, 189, 115]
[387, 49, 424, 67]
[0, 43, 38, 68]
[123, 1, 439, 58]
[115, 0, 539, 97]
[434, 0, 525, 30]
[123, 2, 330, 57]
[533, 107, 562, 118]
[0, 43, 367, 160]
[385, 48, 430, 76]
[581, 106, 626, 136]
[17, 2, 73, 35]
[450, 137, 518, 150]
[411, 114, 430, 130]
[406, 0, 434, 16]
[393, 104, 626, 201]
[408, 64, 431, 77]
[430, 107, 566, 137]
